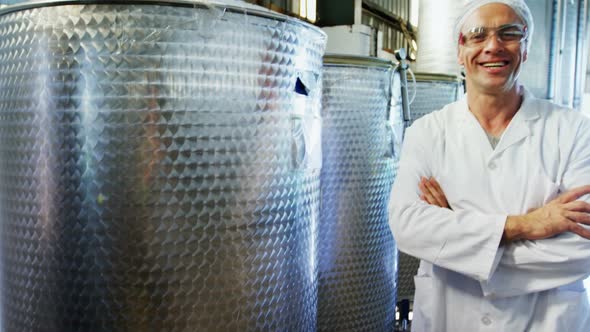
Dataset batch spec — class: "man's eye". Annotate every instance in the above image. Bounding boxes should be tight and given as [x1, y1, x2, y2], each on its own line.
[468, 33, 487, 42]
[499, 30, 524, 40]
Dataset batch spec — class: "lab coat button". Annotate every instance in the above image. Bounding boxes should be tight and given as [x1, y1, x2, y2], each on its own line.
[481, 316, 492, 326]
[488, 162, 496, 170]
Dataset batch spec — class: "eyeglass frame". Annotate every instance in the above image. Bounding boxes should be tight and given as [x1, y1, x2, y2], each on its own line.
[458, 23, 528, 47]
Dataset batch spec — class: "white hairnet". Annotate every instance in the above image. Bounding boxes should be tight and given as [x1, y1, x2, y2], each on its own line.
[454, 0, 534, 53]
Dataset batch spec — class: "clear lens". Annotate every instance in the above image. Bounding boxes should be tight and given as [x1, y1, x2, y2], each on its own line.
[461, 24, 527, 47]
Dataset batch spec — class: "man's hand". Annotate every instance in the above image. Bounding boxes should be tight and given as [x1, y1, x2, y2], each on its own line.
[504, 185, 590, 242]
[419, 176, 451, 209]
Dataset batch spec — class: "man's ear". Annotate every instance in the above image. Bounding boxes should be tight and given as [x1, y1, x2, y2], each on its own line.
[522, 49, 528, 63]
[457, 48, 464, 65]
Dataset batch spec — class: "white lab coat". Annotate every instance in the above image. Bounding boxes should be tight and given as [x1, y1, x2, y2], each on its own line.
[389, 89, 590, 331]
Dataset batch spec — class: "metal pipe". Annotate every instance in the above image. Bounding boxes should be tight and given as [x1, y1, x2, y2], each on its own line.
[395, 48, 411, 128]
[574, 0, 589, 109]
[562, 0, 579, 106]
[547, 0, 561, 101]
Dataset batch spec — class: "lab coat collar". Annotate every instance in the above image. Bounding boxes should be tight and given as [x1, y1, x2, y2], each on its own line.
[495, 89, 538, 155]
[515, 88, 541, 121]
[457, 87, 540, 122]
[458, 87, 540, 155]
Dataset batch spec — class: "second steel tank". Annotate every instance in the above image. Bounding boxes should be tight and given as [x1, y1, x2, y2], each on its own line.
[318, 55, 402, 331]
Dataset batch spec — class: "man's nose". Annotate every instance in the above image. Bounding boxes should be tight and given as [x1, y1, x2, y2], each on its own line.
[483, 33, 505, 52]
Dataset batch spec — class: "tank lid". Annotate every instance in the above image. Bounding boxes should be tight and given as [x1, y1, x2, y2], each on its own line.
[323, 54, 396, 68]
[0, 0, 326, 38]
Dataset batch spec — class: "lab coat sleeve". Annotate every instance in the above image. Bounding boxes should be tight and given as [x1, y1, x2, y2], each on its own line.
[481, 115, 590, 298]
[388, 119, 507, 281]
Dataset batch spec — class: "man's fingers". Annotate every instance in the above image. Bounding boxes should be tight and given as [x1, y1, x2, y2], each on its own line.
[418, 176, 450, 209]
[564, 201, 590, 213]
[418, 178, 428, 196]
[555, 185, 590, 203]
[568, 223, 590, 240]
[422, 179, 443, 206]
[418, 178, 436, 205]
[565, 211, 590, 224]
[420, 188, 438, 206]
[419, 177, 444, 207]
[429, 177, 445, 194]
[425, 178, 449, 208]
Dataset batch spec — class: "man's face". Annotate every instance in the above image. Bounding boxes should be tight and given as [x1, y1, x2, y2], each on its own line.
[457, 3, 528, 94]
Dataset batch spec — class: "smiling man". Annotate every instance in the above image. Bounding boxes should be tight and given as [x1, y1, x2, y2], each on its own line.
[389, 0, 590, 331]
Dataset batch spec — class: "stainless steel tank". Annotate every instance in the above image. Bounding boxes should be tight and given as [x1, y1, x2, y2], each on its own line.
[406, 73, 463, 127]
[318, 55, 401, 331]
[0, 1, 325, 330]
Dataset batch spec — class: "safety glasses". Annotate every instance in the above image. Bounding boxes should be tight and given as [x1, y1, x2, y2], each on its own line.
[459, 24, 528, 47]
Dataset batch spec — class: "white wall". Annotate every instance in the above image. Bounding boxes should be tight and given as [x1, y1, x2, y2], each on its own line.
[583, 93, 590, 118]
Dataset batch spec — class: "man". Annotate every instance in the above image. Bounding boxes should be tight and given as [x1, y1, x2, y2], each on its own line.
[388, 0, 590, 331]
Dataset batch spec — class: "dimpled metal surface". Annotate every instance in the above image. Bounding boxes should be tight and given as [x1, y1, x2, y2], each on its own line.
[318, 61, 400, 331]
[407, 79, 461, 126]
[0, 2, 325, 331]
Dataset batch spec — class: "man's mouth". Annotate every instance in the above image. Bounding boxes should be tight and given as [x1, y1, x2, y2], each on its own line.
[480, 61, 509, 68]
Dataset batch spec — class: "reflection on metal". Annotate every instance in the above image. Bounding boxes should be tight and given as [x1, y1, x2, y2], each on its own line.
[406, 73, 462, 127]
[318, 54, 401, 331]
[396, 253, 422, 302]
[0, 1, 326, 330]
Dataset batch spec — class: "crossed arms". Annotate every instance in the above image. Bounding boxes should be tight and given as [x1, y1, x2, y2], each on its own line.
[389, 117, 590, 298]
[419, 176, 590, 242]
